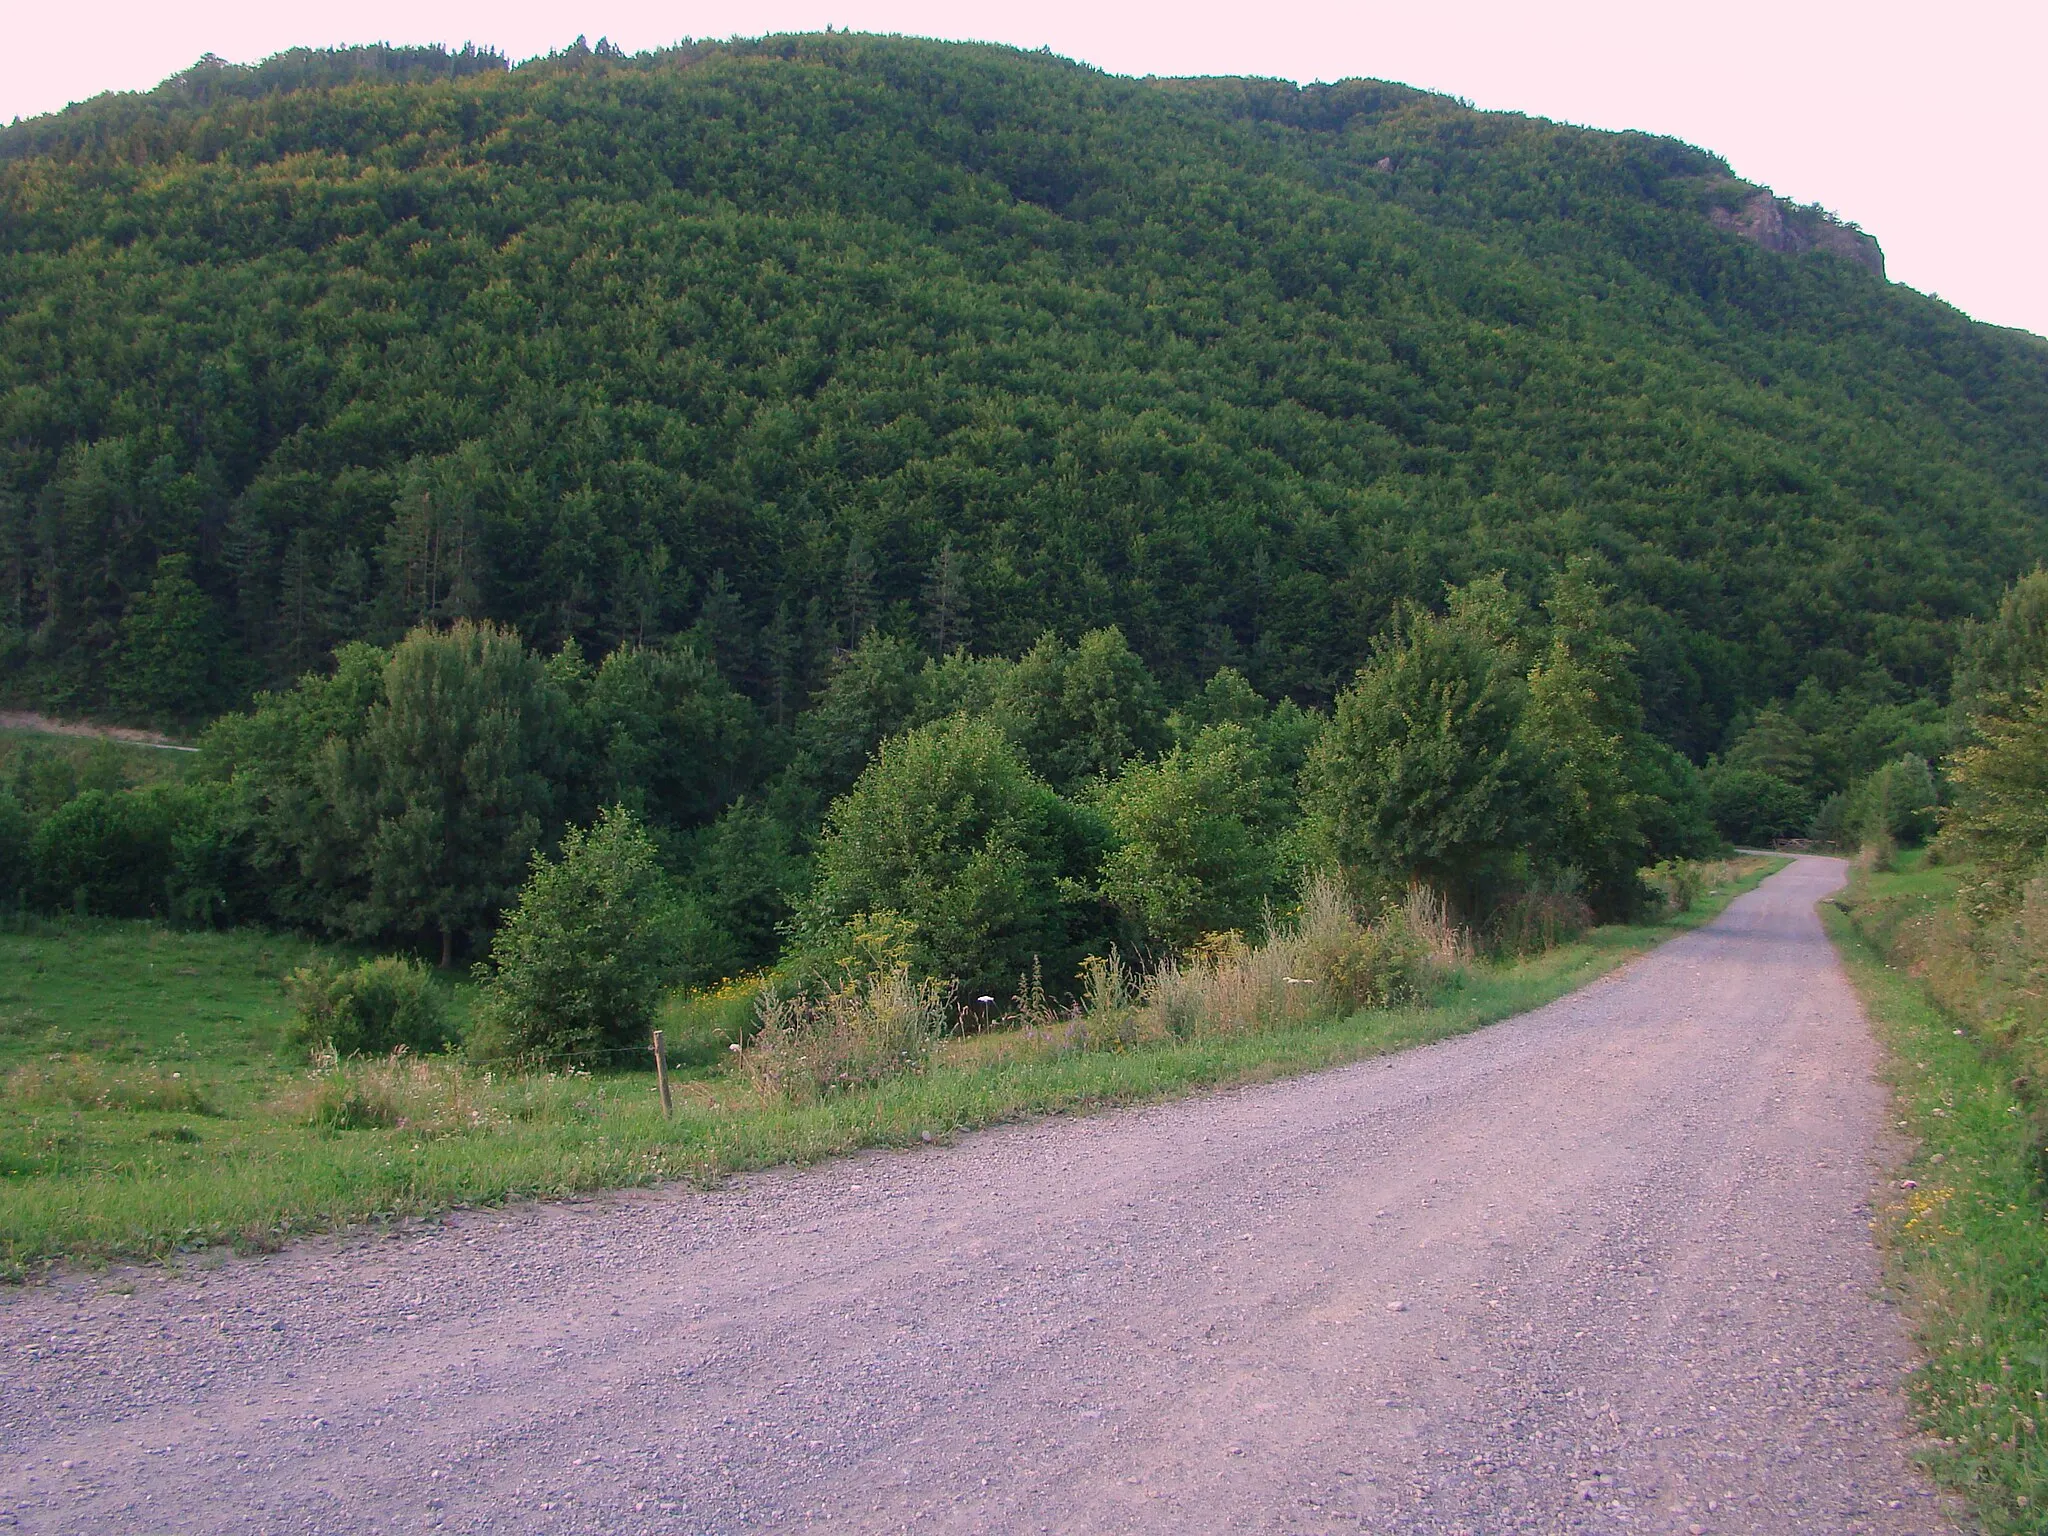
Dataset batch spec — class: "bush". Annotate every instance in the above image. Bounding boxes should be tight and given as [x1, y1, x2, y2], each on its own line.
[469, 806, 685, 1064]
[1642, 859, 1704, 916]
[1485, 886, 1595, 957]
[0, 791, 29, 911]
[284, 955, 457, 1058]
[29, 787, 177, 915]
[1703, 765, 1814, 846]
[797, 715, 1102, 997]
[1094, 724, 1278, 952]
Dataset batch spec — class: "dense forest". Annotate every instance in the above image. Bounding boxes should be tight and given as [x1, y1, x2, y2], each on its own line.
[1, 34, 2044, 997]
[4, 37, 2045, 745]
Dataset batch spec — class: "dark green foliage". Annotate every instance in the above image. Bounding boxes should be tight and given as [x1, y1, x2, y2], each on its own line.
[2, 35, 2040, 743]
[799, 715, 1102, 995]
[0, 791, 29, 906]
[470, 806, 687, 1063]
[1305, 604, 1535, 911]
[684, 801, 810, 976]
[29, 788, 176, 916]
[320, 622, 571, 962]
[993, 628, 1170, 792]
[284, 955, 456, 1058]
[1703, 767, 1815, 846]
[114, 555, 226, 720]
[582, 641, 762, 838]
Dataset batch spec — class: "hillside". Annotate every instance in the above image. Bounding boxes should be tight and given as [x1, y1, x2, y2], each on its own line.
[2, 35, 2045, 754]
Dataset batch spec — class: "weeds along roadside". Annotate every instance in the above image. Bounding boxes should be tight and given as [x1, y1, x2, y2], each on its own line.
[1825, 852, 2048, 1534]
[0, 856, 1775, 1279]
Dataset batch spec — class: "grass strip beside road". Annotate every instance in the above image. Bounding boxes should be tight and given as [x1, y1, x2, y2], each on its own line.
[2, 859, 1779, 1279]
[1825, 872, 2048, 1535]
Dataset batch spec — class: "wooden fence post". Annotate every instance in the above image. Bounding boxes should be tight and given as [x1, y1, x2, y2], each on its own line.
[652, 1028, 673, 1119]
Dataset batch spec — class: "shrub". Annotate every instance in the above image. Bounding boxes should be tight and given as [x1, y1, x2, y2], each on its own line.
[797, 715, 1102, 997]
[30, 787, 177, 915]
[1304, 607, 1535, 912]
[740, 966, 946, 1103]
[1094, 724, 1278, 952]
[284, 955, 457, 1058]
[293, 1054, 513, 1133]
[1486, 886, 1596, 957]
[1642, 859, 1705, 916]
[0, 791, 29, 911]
[469, 806, 685, 1065]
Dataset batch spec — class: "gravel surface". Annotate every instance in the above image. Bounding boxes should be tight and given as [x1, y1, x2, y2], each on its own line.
[0, 855, 1957, 1534]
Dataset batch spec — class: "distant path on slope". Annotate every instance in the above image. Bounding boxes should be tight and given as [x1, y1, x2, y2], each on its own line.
[0, 710, 195, 751]
[0, 857, 1955, 1534]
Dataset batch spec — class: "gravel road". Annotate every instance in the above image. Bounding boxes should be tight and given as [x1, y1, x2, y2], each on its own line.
[0, 855, 1956, 1534]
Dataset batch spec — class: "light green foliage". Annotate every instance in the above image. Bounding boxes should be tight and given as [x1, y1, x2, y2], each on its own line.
[471, 806, 686, 1064]
[800, 715, 1099, 995]
[1951, 568, 2048, 735]
[1095, 724, 1278, 951]
[1721, 704, 1816, 783]
[284, 955, 456, 1059]
[322, 622, 570, 962]
[993, 628, 1169, 791]
[1942, 691, 2048, 911]
[113, 555, 225, 720]
[1521, 564, 1654, 914]
[1305, 603, 1534, 911]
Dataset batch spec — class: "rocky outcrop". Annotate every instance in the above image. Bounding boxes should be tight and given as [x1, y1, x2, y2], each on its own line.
[1708, 191, 1885, 278]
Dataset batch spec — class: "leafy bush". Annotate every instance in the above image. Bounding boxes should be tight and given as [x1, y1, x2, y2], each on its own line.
[29, 787, 177, 915]
[469, 806, 685, 1064]
[798, 716, 1103, 996]
[1642, 859, 1705, 916]
[1094, 724, 1278, 952]
[1304, 605, 1535, 912]
[283, 955, 456, 1058]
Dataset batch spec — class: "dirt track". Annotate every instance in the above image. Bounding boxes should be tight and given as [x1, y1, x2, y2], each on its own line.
[0, 856, 1954, 1534]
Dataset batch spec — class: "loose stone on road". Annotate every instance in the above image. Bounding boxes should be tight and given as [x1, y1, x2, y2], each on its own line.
[0, 856, 1954, 1532]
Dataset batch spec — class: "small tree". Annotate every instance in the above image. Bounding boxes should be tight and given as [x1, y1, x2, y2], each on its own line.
[1304, 606, 1534, 912]
[322, 621, 569, 964]
[115, 553, 224, 720]
[470, 807, 684, 1064]
[1095, 724, 1278, 951]
[799, 715, 1101, 995]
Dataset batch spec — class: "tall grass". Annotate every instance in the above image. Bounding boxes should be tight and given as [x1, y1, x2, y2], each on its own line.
[0, 856, 1777, 1276]
[1827, 856, 2048, 1533]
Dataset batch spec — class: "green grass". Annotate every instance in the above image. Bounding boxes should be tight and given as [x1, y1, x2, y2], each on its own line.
[1825, 858, 2048, 1534]
[0, 859, 1780, 1279]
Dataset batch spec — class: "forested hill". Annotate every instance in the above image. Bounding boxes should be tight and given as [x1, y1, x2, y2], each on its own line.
[3, 35, 2045, 753]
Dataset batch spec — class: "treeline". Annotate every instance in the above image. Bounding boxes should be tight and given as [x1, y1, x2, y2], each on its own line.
[0, 567, 1729, 1001]
[3, 35, 2045, 758]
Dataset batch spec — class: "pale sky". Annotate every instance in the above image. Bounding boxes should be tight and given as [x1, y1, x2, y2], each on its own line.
[4, 0, 2044, 338]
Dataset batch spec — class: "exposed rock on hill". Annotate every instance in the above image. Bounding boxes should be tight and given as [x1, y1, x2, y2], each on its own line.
[1709, 190, 1886, 277]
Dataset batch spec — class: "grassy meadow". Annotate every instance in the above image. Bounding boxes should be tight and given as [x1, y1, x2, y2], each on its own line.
[0, 857, 1778, 1279]
[1827, 850, 2048, 1534]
